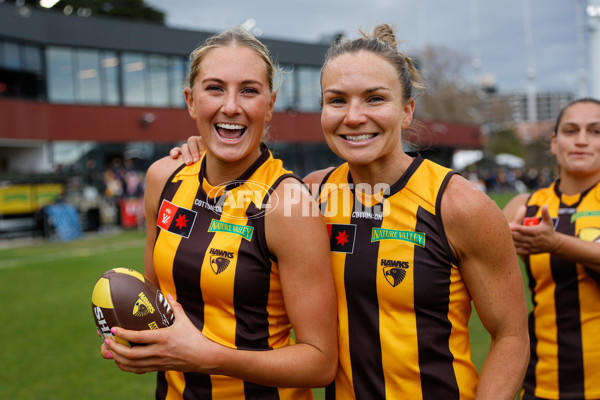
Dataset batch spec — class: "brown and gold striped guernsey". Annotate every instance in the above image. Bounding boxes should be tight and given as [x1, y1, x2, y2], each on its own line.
[520, 180, 600, 400]
[152, 144, 312, 399]
[317, 154, 478, 400]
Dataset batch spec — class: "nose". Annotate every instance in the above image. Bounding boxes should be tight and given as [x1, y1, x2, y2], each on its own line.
[221, 92, 241, 116]
[575, 128, 589, 145]
[343, 100, 368, 127]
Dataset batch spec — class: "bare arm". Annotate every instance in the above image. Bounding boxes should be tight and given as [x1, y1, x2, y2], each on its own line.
[444, 176, 529, 400]
[211, 178, 338, 386]
[101, 178, 338, 388]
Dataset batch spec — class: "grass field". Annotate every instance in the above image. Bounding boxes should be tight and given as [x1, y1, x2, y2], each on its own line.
[0, 193, 527, 399]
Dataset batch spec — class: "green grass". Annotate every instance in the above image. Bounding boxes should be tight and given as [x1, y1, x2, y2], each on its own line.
[0, 230, 154, 400]
[0, 192, 527, 399]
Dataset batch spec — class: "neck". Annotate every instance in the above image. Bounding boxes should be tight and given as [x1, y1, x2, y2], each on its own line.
[557, 172, 600, 195]
[203, 147, 262, 186]
[347, 152, 414, 187]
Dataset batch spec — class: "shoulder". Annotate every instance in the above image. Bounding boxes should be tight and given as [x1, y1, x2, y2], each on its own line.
[442, 174, 498, 219]
[441, 175, 517, 264]
[270, 176, 313, 211]
[146, 156, 184, 188]
[303, 167, 336, 187]
[144, 156, 185, 212]
[441, 175, 508, 255]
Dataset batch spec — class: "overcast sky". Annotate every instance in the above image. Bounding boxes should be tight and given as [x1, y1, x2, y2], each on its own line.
[144, 0, 591, 94]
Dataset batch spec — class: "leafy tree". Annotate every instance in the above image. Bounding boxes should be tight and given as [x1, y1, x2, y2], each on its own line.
[485, 128, 525, 158]
[7, 0, 165, 23]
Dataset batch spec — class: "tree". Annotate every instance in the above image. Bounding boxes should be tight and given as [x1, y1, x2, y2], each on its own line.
[485, 128, 525, 158]
[413, 45, 478, 123]
[412, 44, 515, 126]
[7, 0, 165, 23]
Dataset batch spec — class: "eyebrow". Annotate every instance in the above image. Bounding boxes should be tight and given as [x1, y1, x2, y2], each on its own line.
[201, 78, 264, 87]
[323, 86, 391, 95]
[561, 121, 600, 127]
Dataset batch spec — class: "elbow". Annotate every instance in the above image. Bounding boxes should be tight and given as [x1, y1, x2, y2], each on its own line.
[314, 357, 338, 388]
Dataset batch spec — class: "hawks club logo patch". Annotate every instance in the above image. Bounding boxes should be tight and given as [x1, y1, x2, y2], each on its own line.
[157, 199, 197, 239]
[327, 223, 356, 253]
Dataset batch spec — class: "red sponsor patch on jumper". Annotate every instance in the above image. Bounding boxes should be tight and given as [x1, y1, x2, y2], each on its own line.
[157, 200, 197, 238]
[523, 217, 541, 226]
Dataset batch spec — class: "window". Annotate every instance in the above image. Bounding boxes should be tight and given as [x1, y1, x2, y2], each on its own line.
[75, 49, 101, 104]
[147, 54, 169, 107]
[273, 65, 296, 111]
[22, 45, 42, 73]
[169, 57, 186, 107]
[100, 51, 120, 105]
[47, 46, 75, 103]
[122, 52, 146, 106]
[3, 41, 21, 70]
[297, 66, 321, 111]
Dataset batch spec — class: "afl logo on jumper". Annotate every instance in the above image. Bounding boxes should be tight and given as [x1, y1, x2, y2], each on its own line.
[382, 260, 409, 287]
[209, 248, 235, 274]
[157, 200, 197, 239]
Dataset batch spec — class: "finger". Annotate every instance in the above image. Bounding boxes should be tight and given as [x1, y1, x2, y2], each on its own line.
[169, 147, 182, 159]
[166, 293, 186, 321]
[109, 326, 157, 346]
[513, 205, 527, 225]
[540, 205, 554, 226]
[180, 144, 193, 165]
[100, 342, 114, 359]
[188, 136, 203, 162]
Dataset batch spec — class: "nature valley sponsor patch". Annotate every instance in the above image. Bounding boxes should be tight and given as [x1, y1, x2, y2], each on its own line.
[571, 210, 600, 223]
[371, 228, 425, 247]
[208, 219, 254, 241]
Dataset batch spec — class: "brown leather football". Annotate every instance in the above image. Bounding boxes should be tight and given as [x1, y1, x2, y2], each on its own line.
[92, 268, 174, 346]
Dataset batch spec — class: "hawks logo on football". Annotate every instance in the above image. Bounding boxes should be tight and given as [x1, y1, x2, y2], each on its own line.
[382, 260, 409, 287]
[132, 291, 155, 317]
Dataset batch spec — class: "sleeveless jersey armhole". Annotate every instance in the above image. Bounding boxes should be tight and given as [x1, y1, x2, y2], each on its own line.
[435, 170, 461, 267]
[259, 173, 304, 264]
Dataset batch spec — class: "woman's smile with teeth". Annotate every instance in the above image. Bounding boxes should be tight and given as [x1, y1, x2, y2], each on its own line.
[343, 134, 376, 142]
[215, 122, 246, 140]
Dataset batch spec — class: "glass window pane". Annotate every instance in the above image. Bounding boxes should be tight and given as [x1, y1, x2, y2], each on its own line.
[75, 49, 101, 104]
[4, 42, 21, 70]
[170, 57, 185, 107]
[297, 66, 321, 111]
[148, 54, 169, 107]
[23, 45, 43, 73]
[122, 52, 146, 106]
[100, 51, 120, 105]
[274, 65, 295, 111]
[46, 46, 75, 103]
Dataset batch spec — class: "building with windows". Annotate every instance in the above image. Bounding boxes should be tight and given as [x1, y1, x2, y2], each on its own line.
[0, 2, 481, 179]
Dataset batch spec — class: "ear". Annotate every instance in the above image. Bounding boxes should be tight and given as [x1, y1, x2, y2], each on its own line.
[550, 132, 557, 156]
[401, 98, 415, 130]
[265, 91, 277, 123]
[184, 87, 196, 120]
